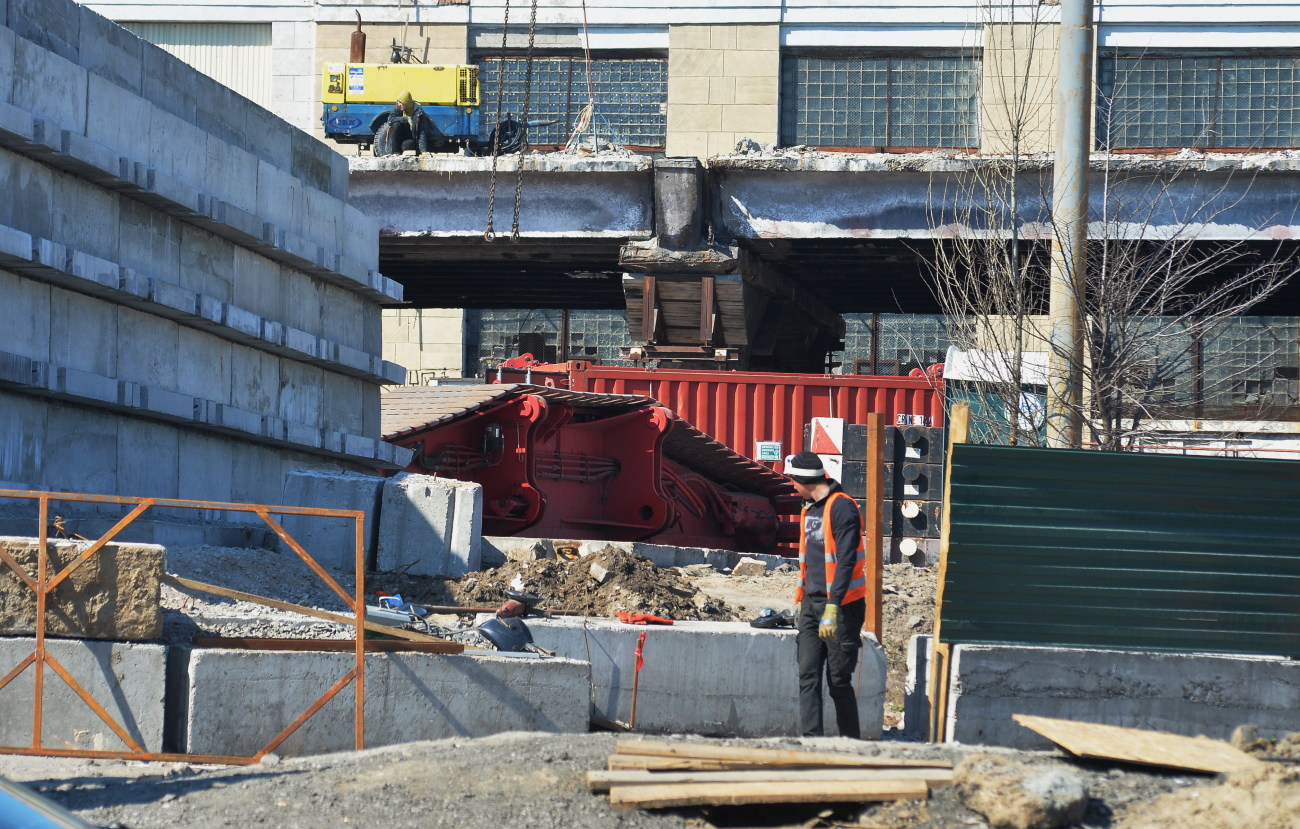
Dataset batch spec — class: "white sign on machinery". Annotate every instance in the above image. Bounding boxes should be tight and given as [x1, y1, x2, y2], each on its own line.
[808, 417, 845, 481]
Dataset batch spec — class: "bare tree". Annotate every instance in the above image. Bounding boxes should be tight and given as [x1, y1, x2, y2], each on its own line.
[927, 5, 1298, 450]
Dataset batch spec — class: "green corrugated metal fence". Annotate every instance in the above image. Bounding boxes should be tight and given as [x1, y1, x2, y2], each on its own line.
[942, 443, 1300, 657]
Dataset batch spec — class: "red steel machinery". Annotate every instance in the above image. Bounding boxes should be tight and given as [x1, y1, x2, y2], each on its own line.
[382, 384, 797, 554]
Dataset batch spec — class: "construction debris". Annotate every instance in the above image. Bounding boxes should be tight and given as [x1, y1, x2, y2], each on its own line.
[954, 754, 1088, 829]
[593, 739, 951, 811]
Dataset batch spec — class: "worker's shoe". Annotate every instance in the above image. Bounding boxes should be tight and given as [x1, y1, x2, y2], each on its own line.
[749, 608, 794, 629]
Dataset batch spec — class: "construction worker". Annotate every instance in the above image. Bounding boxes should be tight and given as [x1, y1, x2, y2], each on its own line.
[786, 450, 866, 739]
[369, 90, 437, 155]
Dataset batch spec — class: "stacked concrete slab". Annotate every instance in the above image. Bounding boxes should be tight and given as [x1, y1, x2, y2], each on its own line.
[171, 647, 590, 756]
[524, 617, 887, 739]
[0, 0, 412, 545]
[942, 644, 1300, 749]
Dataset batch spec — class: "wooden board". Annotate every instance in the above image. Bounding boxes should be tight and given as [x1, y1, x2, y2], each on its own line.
[608, 779, 929, 810]
[192, 637, 460, 654]
[608, 756, 752, 772]
[614, 739, 952, 769]
[1012, 715, 1265, 775]
[588, 767, 953, 793]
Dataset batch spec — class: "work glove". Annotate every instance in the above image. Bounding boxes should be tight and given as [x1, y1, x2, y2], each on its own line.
[818, 603, 839, 642]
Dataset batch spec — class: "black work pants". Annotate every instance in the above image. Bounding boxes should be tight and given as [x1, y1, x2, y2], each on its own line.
[797, 595, 865, 738]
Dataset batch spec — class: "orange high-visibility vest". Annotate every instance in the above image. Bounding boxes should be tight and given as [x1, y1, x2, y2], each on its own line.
[794, 490, 866, 604]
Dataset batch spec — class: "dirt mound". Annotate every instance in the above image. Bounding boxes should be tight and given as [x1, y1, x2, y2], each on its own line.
[1116, 761, 1300, 829]
[453, 546, 736, 621]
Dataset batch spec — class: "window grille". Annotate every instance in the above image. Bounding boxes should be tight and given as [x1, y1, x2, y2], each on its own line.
[1098, 54, 1300, 149]
[477, 58, 667, 149]
[780, 54, 980, 150]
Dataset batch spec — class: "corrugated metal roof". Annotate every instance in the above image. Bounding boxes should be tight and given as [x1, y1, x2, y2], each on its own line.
[123, 23, 272, 109]
[941, 443, 1300, 657]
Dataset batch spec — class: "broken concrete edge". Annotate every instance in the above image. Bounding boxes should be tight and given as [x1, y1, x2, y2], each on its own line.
[348, 153, 654, 174]
[481, 536, 790, 571]
[708, 149, 1300, 173]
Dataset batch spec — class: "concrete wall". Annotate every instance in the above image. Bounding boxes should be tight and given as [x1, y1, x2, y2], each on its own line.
[0, 0, 411, 545]
[382, 308, 465, 383]
[173, 647, 590, 756]
[945, 644, 1300, 749]
[375, 472, 483, 578]
[525, 617, 887, 739]
[980, 23, 1060, 155]
[666, 24, 779, 160]
[0, 637, 166, 753]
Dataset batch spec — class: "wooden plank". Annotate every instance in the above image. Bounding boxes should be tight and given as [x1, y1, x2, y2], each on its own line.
[1012, 715, 1265, 775]
[930, 401, 970, 742]
[608, 779, 930, 809]
[192, 637, 460, 654]
[865, 412, 884, 642]
[608, 756, 748, 772]
[162, 574, 464, 650]
[614, 739, 952, 769]
[588, 767, 954, 793]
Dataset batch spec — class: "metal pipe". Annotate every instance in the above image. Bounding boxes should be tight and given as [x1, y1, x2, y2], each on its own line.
[1046, 0, 1095, 448]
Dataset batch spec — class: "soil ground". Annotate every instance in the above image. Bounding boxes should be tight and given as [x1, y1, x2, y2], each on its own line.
[4, 544, 1293, 828]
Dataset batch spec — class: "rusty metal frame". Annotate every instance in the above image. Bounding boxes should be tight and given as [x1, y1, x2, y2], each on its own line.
[0, 488, 368, 765]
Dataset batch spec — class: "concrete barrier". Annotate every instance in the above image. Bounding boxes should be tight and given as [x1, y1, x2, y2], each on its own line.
[945, 644, 1300, 748]
[0, 637, 166, 752]
[172, 647, 590, 757]
[376, 473, 482, 578]
[524, 617, 886, 739]
[279, 470, 383, 571]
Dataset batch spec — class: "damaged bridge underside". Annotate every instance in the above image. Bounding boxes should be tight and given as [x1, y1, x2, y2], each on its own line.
[348, 152, 1300, 369]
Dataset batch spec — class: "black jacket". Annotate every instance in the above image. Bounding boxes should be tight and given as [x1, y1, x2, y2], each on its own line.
[369, 103, 436, 154]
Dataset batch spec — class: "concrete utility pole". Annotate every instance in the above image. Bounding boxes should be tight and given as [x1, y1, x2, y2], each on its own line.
[1045, 0, 1094, 448]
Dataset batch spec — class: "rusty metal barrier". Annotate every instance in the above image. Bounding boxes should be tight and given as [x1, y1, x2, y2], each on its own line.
[0, 488, 368, 765]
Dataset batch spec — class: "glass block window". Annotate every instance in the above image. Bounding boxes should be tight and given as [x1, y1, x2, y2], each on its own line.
[477, 58, 667, 149]
[465, 309, 634, 377]
[836, 314, 951, 375]
[1098, 54, 1300, 149]
[780, 54, 980, 150]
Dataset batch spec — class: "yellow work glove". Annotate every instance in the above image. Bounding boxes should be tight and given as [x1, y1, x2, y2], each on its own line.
[818, 603, 839, 642]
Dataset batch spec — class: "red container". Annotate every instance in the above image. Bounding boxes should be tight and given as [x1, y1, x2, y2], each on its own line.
[496, 357, 945, 469]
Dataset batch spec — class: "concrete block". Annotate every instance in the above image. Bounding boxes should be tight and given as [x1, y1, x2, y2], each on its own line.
[85, 73, 150, 157]
[222, 303, 262, 340]
[0, 25, 14, 105]
[0, 100, 34, 147]
[289, 127, 335, 195]
[376, 472, 482, 578]
[202, 134, 258, 213]
[140, 39, 196, 125]
[277, 360, 323, 427]
[116, 418, 179, 498]
[150, 278, 199, 319]
[8, 0, 80, 64]
[65, 249, 120, 295]
[0, 637, 165, 752]
[284, 326, 318, 358]
[286, 422, 322, 449]
[140, 386, 194, 422]
[208, 199, 264, 247]
[175, 648, 590, 757]
[174, 433, 234, 519]
[54, 366, 116, 404]
[0, 148, 53, 240]
[78, 6, 143, 92]
[280, 469, 382, 572]
[945, 645, 1300, 749]
[114, 305, 177, 388]
[176, 327, 230, 403]
[0, 223, 33, 267]
[902, 634, 931, 739]
[0, 536, 164, 639]
[62, 131, 122, 185]
[527, 617, 887, 738]
[142, 168, 202, 216]
[0, 390, 46, 485]
[255, 158, 299, 233]
[49, 288, 116, 377]
[12, 35, 87, 135]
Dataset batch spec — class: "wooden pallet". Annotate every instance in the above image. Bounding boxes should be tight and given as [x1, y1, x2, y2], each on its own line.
[594, 738, 952, 810]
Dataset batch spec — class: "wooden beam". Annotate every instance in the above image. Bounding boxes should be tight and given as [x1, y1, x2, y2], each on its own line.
[699, 275, 716, 344]
[162, 574, 464, 650]
[641, 275, 660, 343]
[929, 401, 969, 743]
[1012, 715, 1264, 775]
[588, 767, 954, 793]
[865, 412, 884, 643]
[614, 739, 952, 769]
[608, 779, 929, 809]
[192, 637, 460, 654]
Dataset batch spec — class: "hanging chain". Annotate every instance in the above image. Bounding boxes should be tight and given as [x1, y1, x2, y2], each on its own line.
[484, 0, 514, 242]
[510, 0, 539, 242]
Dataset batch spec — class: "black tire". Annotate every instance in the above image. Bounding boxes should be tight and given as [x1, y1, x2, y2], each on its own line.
[372, 121, 395, 156]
